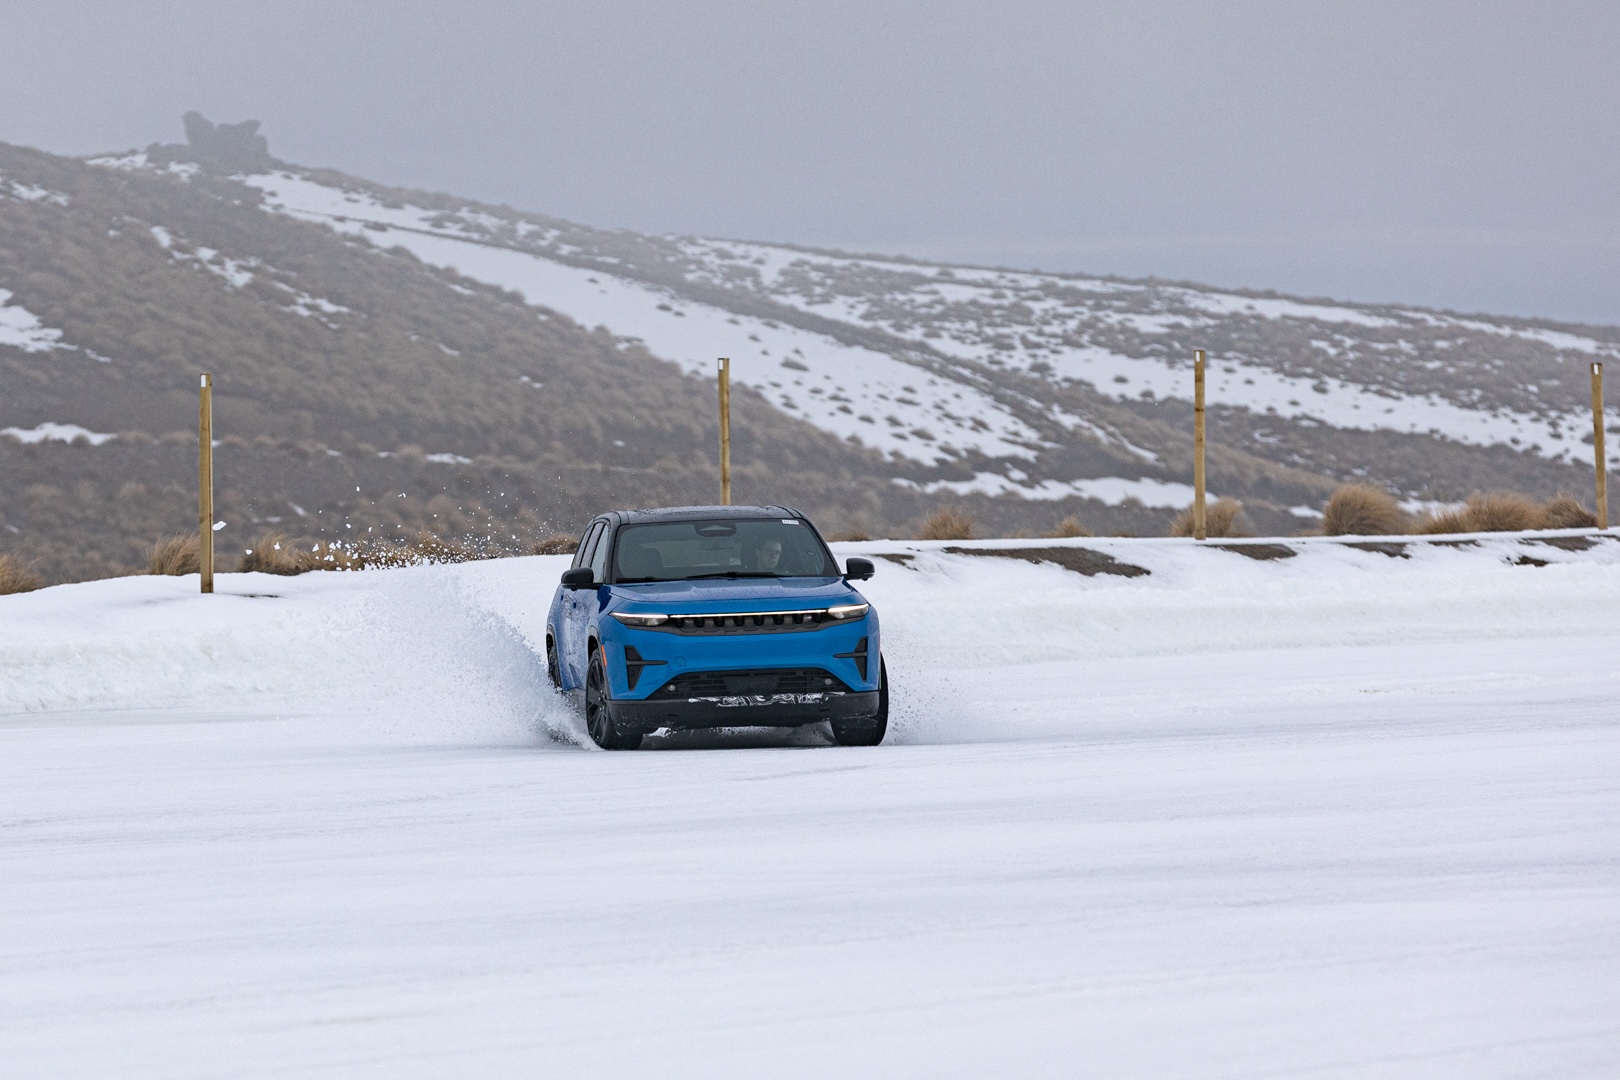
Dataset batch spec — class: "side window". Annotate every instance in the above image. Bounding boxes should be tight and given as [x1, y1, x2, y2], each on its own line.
[589, 525, 613, 582]
[572, 522, 603, 570]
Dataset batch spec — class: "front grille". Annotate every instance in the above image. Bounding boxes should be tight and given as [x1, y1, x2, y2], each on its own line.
[641, 610, 831, 635]
[655, 668, 851, 697]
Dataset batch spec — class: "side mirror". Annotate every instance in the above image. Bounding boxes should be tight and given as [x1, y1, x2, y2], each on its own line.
[844, 557, 875, 581]
[560, 567, 596, 589]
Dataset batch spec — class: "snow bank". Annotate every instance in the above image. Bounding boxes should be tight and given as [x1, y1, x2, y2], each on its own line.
[5, 533, 1618, 742]
[0, 559, 579, 745]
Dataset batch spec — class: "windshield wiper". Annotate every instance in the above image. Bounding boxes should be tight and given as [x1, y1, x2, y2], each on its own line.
[682, 571, 783, 580]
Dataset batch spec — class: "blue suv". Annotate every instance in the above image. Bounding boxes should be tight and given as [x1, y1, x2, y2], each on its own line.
[545, 505, 886, 750]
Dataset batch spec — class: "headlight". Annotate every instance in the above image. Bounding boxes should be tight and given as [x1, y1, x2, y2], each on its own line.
[826, 603, 869, 620]
[610, 612, 668, 627]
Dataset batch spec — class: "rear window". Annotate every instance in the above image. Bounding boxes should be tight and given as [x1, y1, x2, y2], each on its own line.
[612, 518, 835, 582]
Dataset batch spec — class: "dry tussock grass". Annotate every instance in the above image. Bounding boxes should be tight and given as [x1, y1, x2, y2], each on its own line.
[1464, 491, 1543, 532]
[1413, 508, 1472, 534]
[1044, 514, 1092, 538]
[238, 534, 362, 574]
[530, 534, 579, 555]
[1169, 498, 1253, 538]
[916, 505, 974, 540]
[148, 534, 200, 575]
[238, 533, 303, 575]
[388, 532, 475, 566]
[1321, 483, 1407, 536]
[237, 532, 477, 575]
[824, 526, 873, 541]
[1541, 494, 1598, 530]
[0, 553, 43, 595]
[1415, 491, 1546, 534]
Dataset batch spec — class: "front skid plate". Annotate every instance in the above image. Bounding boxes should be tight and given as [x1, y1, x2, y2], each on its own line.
[608, 690, 881, 732]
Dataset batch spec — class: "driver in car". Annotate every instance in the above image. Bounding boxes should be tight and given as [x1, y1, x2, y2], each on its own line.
[753, 538, 783, 572]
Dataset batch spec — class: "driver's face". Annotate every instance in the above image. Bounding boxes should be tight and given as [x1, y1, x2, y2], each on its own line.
[758, 541, 782, 569]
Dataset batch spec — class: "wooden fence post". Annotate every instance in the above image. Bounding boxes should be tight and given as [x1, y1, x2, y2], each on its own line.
[199, 372, 214, 592]
[1593, 361, 1608, 530]
[1193, 349, 1207, 540]
[718, 357, 732, 505]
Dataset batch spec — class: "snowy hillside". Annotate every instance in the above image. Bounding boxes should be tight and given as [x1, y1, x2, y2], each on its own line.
[3, 535, 1618, 1077]
[141, 156, 1620, 509]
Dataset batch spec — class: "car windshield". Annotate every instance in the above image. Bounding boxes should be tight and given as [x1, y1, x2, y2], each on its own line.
[612, 518, 836, 582]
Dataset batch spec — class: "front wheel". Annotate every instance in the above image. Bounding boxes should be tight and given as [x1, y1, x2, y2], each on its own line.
[831, 657, 887, 746]
[546, 636, 562, 689]
[585, 651, 641, 750]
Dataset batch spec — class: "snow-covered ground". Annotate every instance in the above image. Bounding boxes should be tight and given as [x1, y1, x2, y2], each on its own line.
[3, 536, 1618, 1077]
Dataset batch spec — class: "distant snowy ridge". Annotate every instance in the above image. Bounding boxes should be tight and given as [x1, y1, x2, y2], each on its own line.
[229, 167, 1620, 467]
[68, 150, 1620, 520]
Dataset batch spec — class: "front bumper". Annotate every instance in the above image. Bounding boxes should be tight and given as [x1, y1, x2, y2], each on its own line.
[608, 690, 881, 732]
[602, 614, 880, 698]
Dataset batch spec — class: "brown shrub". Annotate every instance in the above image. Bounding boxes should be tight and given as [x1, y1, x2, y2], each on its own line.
[335, 532, 478, 570]
[400, 532, 475, 565]
[238, 532, 484, 575]
[1321, 483, 1407, 536]
[1044, 514, 1092, 538]
[148, 534, 200, 575]
[824, 527, 873, 542]
[239, 534, 303, 575]
[1541, 494, 1598, 530]
[1413, 508, 1472, 535]
[296, 541, 363, 572]
[1169, 498, 1253, 538]
[530, 534, 579, 555]
[1465, 491, 1543, 532]
[1415, 491, 1543, 534]
[916, 505, 974, 541]
[0, 553, 43, 595]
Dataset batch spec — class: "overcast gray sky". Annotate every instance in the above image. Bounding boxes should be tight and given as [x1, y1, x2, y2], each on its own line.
[3, 1, 1617, 324]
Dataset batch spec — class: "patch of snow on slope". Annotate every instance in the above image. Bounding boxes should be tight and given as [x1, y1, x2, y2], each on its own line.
[2, 422, 117, 446]
[898, 473, 1198, 506]
[87, 152, 198, 180]
[242, 172, 1044, 465]
[0, 176, 70, 206]
[1178, 291, 1398, 327]
[1042, 346, 1620, 464]
[148, 226, 255, 288]
[269, 281, 349, 322]
[0, 289, 66, 352]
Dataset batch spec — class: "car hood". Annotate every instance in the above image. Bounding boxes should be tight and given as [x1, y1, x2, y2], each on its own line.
[606, 577, 863, 610]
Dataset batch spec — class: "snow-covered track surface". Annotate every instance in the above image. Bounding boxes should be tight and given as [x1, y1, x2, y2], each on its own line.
[3, 537, 1619, 1077]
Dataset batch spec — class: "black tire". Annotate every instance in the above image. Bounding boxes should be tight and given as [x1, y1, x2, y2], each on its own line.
[831, 657, 888, 746]
[585, 651, 641, 750]
[546, 636, 562, 689]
